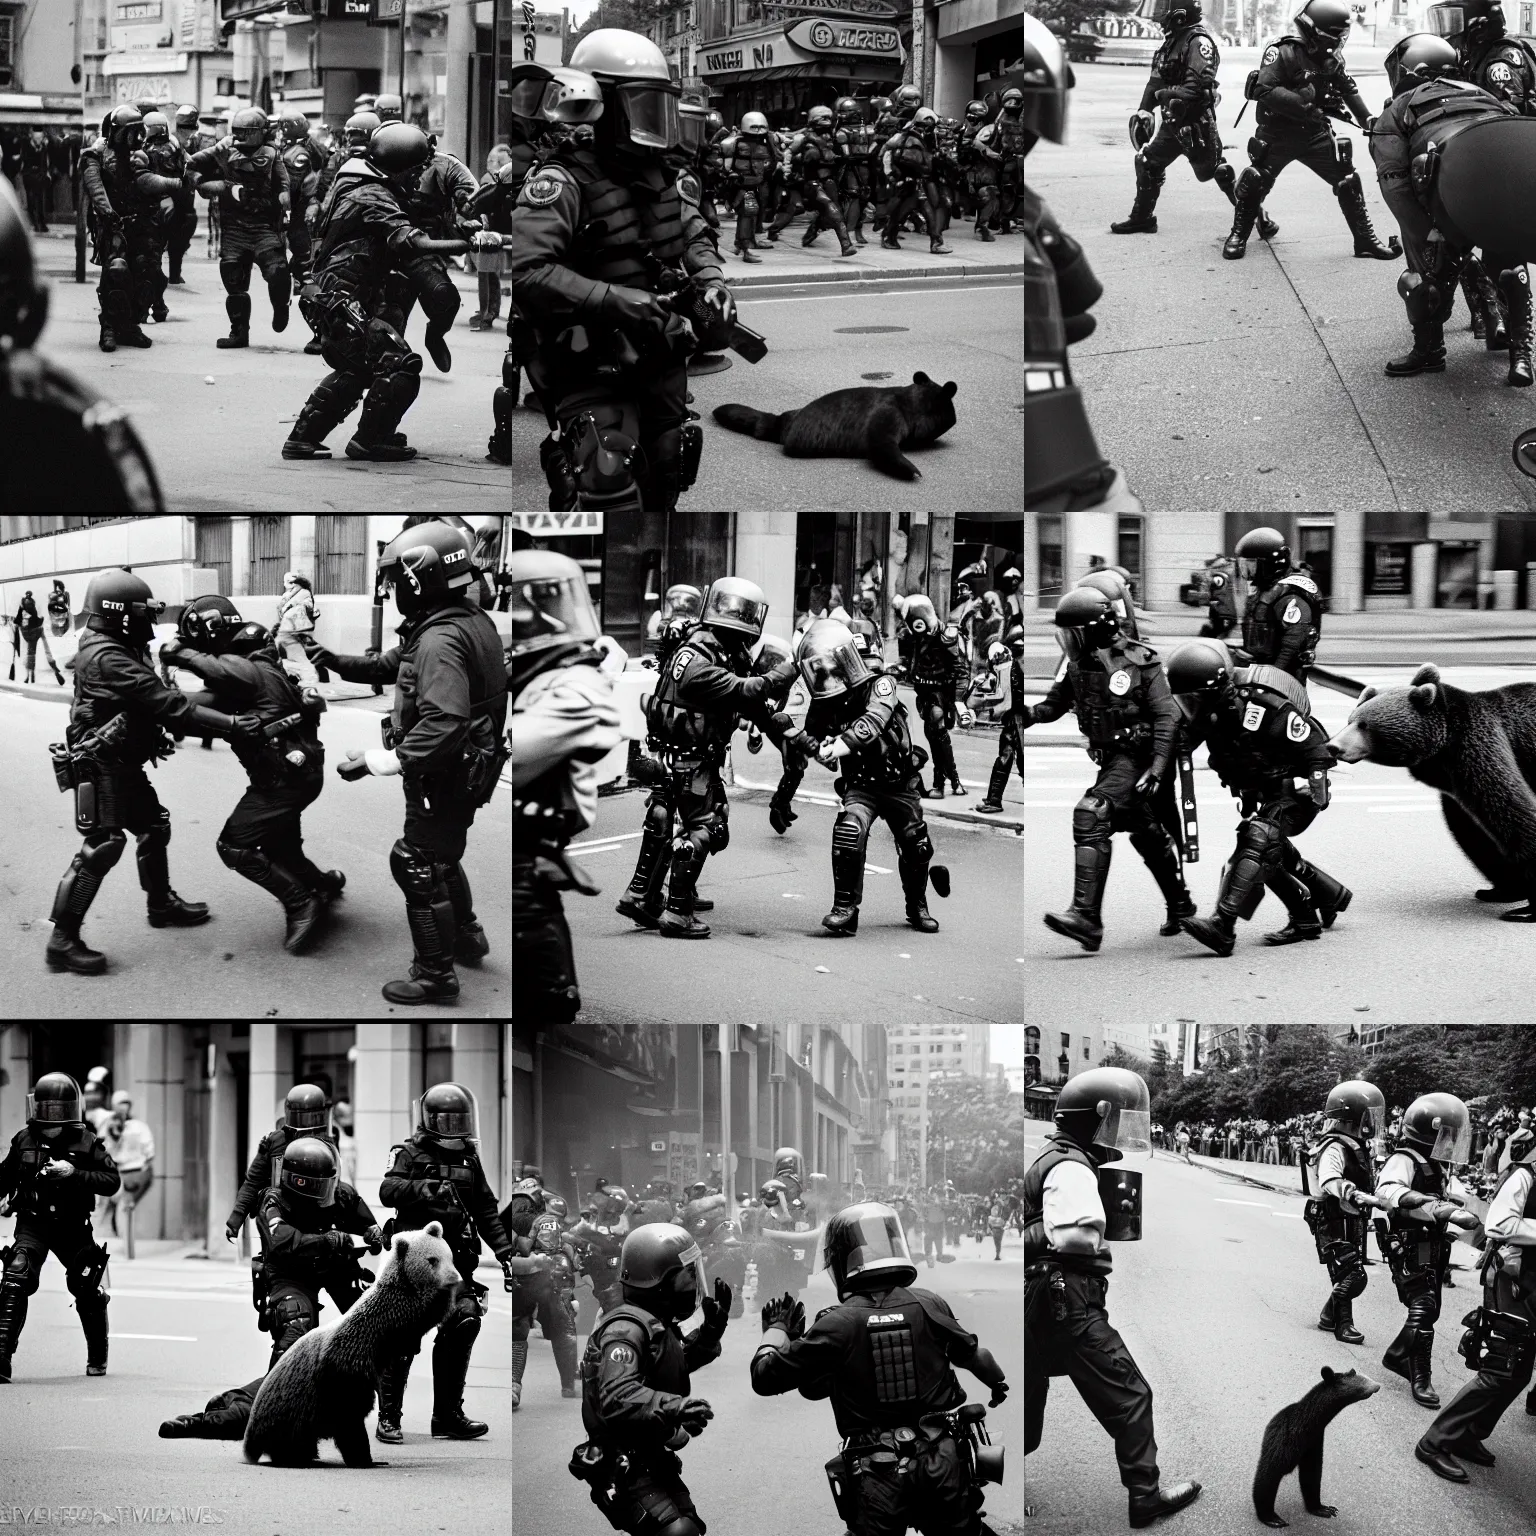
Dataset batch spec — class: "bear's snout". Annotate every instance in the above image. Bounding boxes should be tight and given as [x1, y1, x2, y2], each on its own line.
[1326, 725, 1367, 764]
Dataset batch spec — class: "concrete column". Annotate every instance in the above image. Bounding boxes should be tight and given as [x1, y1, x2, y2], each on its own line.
[927, 514, 955, 617]
[1332, 508, 1363, 615]
[290, 516, 316, 581]
[0, 1026, 29, 1150]
[207, 1025, 244, 1261]
[352, 1023, 416, 1224]
[449, 1023, 504, 1205]
[731, 512, 799, 647]
[443, 0, 475, 167]
[248, 1023, 281, 1169]
[1063, 509, 1116, 586]
[231, 517, 252, 599]
[121, 1022, 182, 1242]
[1411, 542, 1438, 609]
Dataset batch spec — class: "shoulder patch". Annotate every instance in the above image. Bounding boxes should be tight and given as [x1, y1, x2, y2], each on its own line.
[874, 675, 895, 697]
[853, 718, 876, 741]
[1286, 711, 1310, 743]
[941, 623, 960, 642]
[1283, 574, 1320, 595]
[1108, 669, 1132, 696]
[677, 169, 702, 204]
[1198, 36, 1214, 58]
[1263, 44, 1279, 65]
[672, 647, 695, 678]
[1281, 599, 1304, 626]
[1242, 701, 1266, 732]
[519, 169, 569, 208]
[1490, 61, 1514, 83]
[606, 1342, 637, 1365]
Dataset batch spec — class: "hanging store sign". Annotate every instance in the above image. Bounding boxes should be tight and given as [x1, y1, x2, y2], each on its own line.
[783, 18, 901, 55]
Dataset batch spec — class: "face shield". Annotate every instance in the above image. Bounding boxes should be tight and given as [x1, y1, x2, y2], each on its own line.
[511, 570, 602, 657]
[678, 108, 708, 154]
[510, 75, 550, 120]
[617, 81, 682, 152]
[669, 1242, 708, 1317]
[799, 631, 872, 699]
[815, 1205, 916, 1294]
[1427, 1103, 1473, 1165]
[664, 584, 703, 621]
[1055, 618, 1117, 664]
[703, 586, 768, 641]
[1359, 1084, 1388, 1154]
[533, 1215, 566, 1254]
[1427, 3, 1466, 36]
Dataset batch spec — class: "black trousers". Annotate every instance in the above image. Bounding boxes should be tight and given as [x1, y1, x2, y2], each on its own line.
[1026, 1269, 1160, 1498]
[266, 1269, 364, 1369]
[513, 850, 580, 1023]
[599, 1449, 704, 1536]
[846, 1432, 986, 1536]
[1421, 1275, 1535, 1452]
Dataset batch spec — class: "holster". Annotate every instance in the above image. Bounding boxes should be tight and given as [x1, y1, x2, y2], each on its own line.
[569, 1442, 625, 1530]
[1458, 1305, 1536, 1378]
[825, 1451, 861, 1523]
[251, 1255, 271, 1333]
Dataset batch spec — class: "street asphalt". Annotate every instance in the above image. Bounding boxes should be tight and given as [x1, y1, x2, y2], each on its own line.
[1021, 1126, 1529, 1536]
[1029, 52, 1536, 517]
[1024, 664, 1536, 1027]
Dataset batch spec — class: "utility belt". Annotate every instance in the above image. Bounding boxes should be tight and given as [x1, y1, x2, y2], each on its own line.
[1304, 1196, 1366, 1254]
[1458, 1305, 1536, 1378]
[841, 741, 926, 792]
[1377, 1221, 1449, 1280]
[381, 703, 509, 812]
[246, 712, 323, 791]
[568, 1442, 683, 1530]
[827, 1407, 995, 1525]
[49, 714, 167, 834]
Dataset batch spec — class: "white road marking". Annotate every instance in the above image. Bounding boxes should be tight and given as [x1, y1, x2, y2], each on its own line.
[109, 1332, 198, 1341]
[866, 864, 893, 875]
[1213, 1198, 1272, 1207]
[1272, 1211, 1306, 1219]
[738, 283, 1022, 306]
[571, 832, 642, 849]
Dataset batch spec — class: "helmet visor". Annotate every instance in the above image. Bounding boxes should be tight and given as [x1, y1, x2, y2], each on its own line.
[679, 111, 708, 153]
[511, 571, 601, 655]
[1428, 1, 1465, 31]
[1023, 27, 1069, 144]
[510, 75, 549, 119]
[619, 83, 681, 150]
[821, 1207, 914, 1288]
[28, 1091, 82, 1124]
[1430, 1117, 1472, 1165]
[1096, 1105, 1151, 1154]
[286, 1104, 332, 1132]
[1239, 557, 1259, 581]
[800, 638, 871, 699]
[705, 589, 767, 638]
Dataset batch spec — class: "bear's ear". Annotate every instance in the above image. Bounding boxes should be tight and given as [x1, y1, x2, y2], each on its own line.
[913, 371, 930, 385]
[1409, 682, 1438, 710]
[1356, 685, 1378, 704]
[1411, 663, 1440, 686]
[392, 1230, 413, 1263]
[1320, 1366, 1336, 1382]
[424, 1220, 444, 1239]
[943, 381, 958, 398]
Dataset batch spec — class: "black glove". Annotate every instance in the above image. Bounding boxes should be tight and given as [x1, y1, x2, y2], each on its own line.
[301, 637, 339, 672]
[699, 1277, 732, 1340]
[989, 1379, 1009, 1408]
[675, 1396, 714, 1436]
[230, 713, 263, 744]
[325, 1229, 351, 1253]
[1308, 769, 1330, 809]
[1134, 769, 1160, 799]
[364, 1224, 384, 1255]
[601, 283, 669, 336]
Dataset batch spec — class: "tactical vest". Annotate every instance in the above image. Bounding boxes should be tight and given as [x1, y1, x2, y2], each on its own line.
[958, 123, 994, 170]
[560, 147, 688, 289]
[645, 633, 735, 755]
[1071, 655, 1152, 748]
[1401, 79, 1511, 150]
[1381, 1145, 1450, 1278]
[1243, 576, 1319, 666]
[795, 129, 836, 180]
[581, 1303, 690, 1442]
[216, 142, 283, 222]
[312, 167, 393, 291]
[92, 146, 164, 222]
[144, 137, 186, 180]
[808, 686, 918, 789]
[889, 129, 929, 178]
[908, 632, 961, 690]
[1314, 1132, 1375, 1217]
[1022, 1136, 1112, 1276]
[1154, 25, 1216, 90]
[729, 136, 772, 186]
[993, 114, 1026, 157]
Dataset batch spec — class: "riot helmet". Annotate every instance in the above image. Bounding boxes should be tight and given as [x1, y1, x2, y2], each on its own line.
[1399, 1092, 1472, 1165]
[1019, 19, 1068, 153]
[1159, 0, 1202, 29]
[542, 68, 605, 125]
[420, 1082, 479, 1146]
[678, 100, 710, 154]
[819, 1202, 917, 1296]
[871, 96, 894, 118]
[85, 568, 165, 646]
[741, 112, 771, 139]
[1295, 0, 1353, 51]
[222, 621, 271, 657]
[807, 104, 835, 132]
[752, 632, 795, 679]
[965, 100, 991, 123]
[759, 1177, 790, 1212]
[509, 549, 601, 685]
[572, 30, 682, 155]
[28, 1072, 83, 1131]
[345, 111, 381, 149]
[893, 83, 923, 120]
[106, 106, 146, 153]
[662, 582, 704, 622]
[599, 1185, 631, 1221]
[1235, 526, 1291, 588]
[1076, 568, 1137, 636]
[280, 110, 310, 143]
[142, 111, 170, 142]
[378, 518, 476, 617]
[0, 176, 48, 350]
[176, 104, 200, 127]
[1052, 586, 1120, 662]
[998, 566, 1023, 594]
[1053, 1067, 1152, 1157]
[373, 93, 404, 122]
[1384, 33, 1461, 93]
[1323, 1080, 1385, 1143]
[901, 594, 939, 636]
[1165, 639, 1238, 720]
[798, 617, 872, 699]
[1428, 0, 1505, 39]
[618, 1222, 708, 1320]
[836, 97, 863, 123]
[701, 576, 769, 644]
[278, 1137, 339, 1206]
[177, 594, 244, 653]
[368, 122, 432, 184]
[231, 107, 268, 151]
[774, 1147, 806, 1188]
[283, 1082, 332, 1134]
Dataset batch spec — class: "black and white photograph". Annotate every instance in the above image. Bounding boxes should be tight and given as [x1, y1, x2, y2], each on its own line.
[0, 0, 1024, 514]
[510, 1022, 1028, 1535]
[0, 514, 511, 1018]
[0, 1021, 513, 1530]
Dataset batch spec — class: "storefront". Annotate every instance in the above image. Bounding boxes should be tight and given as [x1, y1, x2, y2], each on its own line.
[698, 16, 904, 127]
[932, 0, 1026, 120]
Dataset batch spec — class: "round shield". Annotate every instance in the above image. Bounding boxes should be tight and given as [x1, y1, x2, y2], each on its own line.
[1432, 116, 1536, 261]
[1514, 426, 1536, 479]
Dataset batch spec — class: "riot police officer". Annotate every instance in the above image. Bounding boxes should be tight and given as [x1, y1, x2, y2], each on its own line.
[0, 177, 164, 511]
[569, 1184, 633, 1316]
[1112, 2, 1278, 241]
[1198, 555, 1237, 638]
[80, 106, 185, 351]
[1235, 527, 1323, 677]
[751, 1202, 1009, 1536]
[770, 104, 856, 255]
[0, 1074, 120, 1382]
[1024, 1067, 1202, 1529]
[1415, 1121, 1536, 1480]
[301, 522, 509, 1003]
[645, 581, 705, 663]
[510, 31, 732, 512]
[1166, 639, 1347, 954]
[724, 112, 775, 262]
[253, 1137, 382, 1369]
[834, 97, 873, 245]
[156, 595, 338, 955]
[750, 633, 806, 836]
[1305, 1081, 1386, 1343]
[1376, 1093, 1479, 1408]
[376, 1083, 515, 1441]
[798, 617, 950, 935]
[1431, 0, 1536, 109]
[976, 624, 1026, 814]
[896, 594, 974, 799]
[1223, 0, 1400, 261]
[618, 577, 805, 938]
[511, 549, 625, 1018]
[959, 99, 1004, 243]
[224, 1080, 338, 1240]
[1026, 587, 1193, 952]
[569, 1223, 731, 1536]
[137, 112, 181, 322]
[275, 110, 324, 352]
[881, 107, 952, 253]
[308, 110, 380, 228]
[186, 106, 293, 348]
[44, 569, 264, 975]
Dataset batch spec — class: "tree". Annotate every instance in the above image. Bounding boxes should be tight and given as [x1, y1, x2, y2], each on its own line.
[1028, 0, 1139, 37]
[1248, 1025, 1364, 1121]
[1368, 1025, 1467, 1109]
[922, 1074, 1025, 1193]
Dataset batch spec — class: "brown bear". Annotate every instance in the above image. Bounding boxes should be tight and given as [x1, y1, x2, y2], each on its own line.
[1252, 1366, 1381, 1528]
[1327, 663, 1536, 918]
[243, 1221, 460, 1467]
[712, 371, 958, 480]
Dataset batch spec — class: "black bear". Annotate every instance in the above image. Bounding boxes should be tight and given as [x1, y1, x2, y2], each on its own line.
[1327, 663, 1536, 918]
[712, 371, 958, 480]
[243, 1221, 460, 1467]
[1252, 1366, 1381, 1528]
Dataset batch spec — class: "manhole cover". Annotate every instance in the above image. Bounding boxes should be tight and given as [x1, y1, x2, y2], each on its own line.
[834, 325, 909, 334]
[861, 371, 894, 380]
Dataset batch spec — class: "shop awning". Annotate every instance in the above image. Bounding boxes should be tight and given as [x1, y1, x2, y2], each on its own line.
[0, 95, 85, 126]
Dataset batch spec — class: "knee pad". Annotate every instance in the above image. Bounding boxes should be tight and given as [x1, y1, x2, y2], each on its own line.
[1213, 161, 1236, 196]
[709, 808, 730, 854]
[502, 350, 518, 392]
[570, 408, 641, 500]
[2, 1247, 39, 1295]
[896, 822, 934, 866]
[220, 260, 250, 294]
[271, 1293, 315, 1339]
[389, 837, 439, 902]
[372, 366, 421, 416]
[1234, 815, 1282, 868]
[643, 793, 672, 840]
[138, 807, 171, 849]
[423, 277, 460, 327]
[831, 811, 865, 854]
[216, 836, 268, 878]
[1072, 794, 1112, 849]
[1234, 166, 1266, 203]
[82, 831, 128, 876]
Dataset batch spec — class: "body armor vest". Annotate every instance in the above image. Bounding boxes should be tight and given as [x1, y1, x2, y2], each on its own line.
[1402, 80, 1512, 150]
[1070, 656, 1151, 748]
[1315, 1132, 1375, 1214]
[889, 129, 930, 178]
[1243, 576, 1320, 665]
[213, 141, 283, 222]
[1022, 1136, 1112, 1276]
[1382, 1145, 1449, 1278]
[581, 1303, 690, 1440]
[89, 146, 163, 222]
[808, 687, 918, 789]
[729, 136, 772, 186]
[561, 147, 687, 288]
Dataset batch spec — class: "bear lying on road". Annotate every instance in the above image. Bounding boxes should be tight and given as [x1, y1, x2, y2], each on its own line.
[1327, 663, 1536, 918]
[243, 1222, 460, 1467]
[712, 372, 957, 480]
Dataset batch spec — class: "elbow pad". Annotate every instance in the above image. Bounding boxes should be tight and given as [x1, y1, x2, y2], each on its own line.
[1042, 226, 1103, 319]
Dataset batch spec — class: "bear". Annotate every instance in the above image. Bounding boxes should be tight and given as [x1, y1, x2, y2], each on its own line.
[243, 1221, 461, 1468]
[711, 371, 958, 480]
[1327, 663, 1536, 918]
[1252, 1366, 1381, 1528]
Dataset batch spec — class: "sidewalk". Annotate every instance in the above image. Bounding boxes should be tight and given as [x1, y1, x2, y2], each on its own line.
[719, 236, 1024, 288]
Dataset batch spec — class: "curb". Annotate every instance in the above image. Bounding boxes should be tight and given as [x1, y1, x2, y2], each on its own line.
[726, 260, 1023, 289]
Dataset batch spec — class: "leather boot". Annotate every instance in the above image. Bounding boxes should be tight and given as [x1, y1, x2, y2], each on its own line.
[81, 1295, 109, 1375]
[510, 1338, 528, 1412]
[282, 401, 339, 460]
[1110, 159, 1162, 235]
[376, 1355, 410, 1442]
[659, 842, 710, 938]
[900, 856, 939, 933]
[1382, 1323, 1414, 1382]
[1222, 178, 1260, 260]
[1385, 320, 1446, 376]
[617, 812, 670, 927]
[1132, 825, 1194, 937]
[975, 753, 1010, 813]
[1500, 266, 1533, 386]
[145, 889, 211, 927]
[1261, 865, 1323, 945]
[1337, 176, 1401, 260]
[1129, 1481, 1202, 1529]
[1291, 854, 1351, 928]
[1318, 1296, 1336, 1332]
[46, 914, 107, 975]
[1462, 266, 1488, 338]
[1182, 843, 1264, 955]
[383, 893, 460, 1004]
[768, 796, 798, 834]
[0, 1284, 27, 1381]
[1332, 1295, 1364, 1345]
[1044, 842, 1108, 951]
[1411, 1329, 1440, 1407]
[822, 844, 863, 935]
[432, 1321, 490, 1436]
[222, 846, 324, 953]
[551, 1330, 580, 1399]
[1470, 260, 1508, 348]
[216, 292, 251, 348]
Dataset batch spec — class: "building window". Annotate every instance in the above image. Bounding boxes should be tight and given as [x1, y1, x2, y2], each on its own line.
[0, 16, 13, 88]
[952, 1043, 961, 1052]
[1037, 513, 1062, 602]
[1025, 1026, 1040, 1052]
[894, 1044, 903, 1054]
[1366, 542, 1411, 596]
[1060, 1033, 1070, 1050]
[1118, 516, 1143, 598]
[1083, 1043, 1090, 1059]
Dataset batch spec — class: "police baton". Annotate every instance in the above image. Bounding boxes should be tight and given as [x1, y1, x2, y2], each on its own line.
[368, 559, 385, 697]
[1307, 664, 1369, 700]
